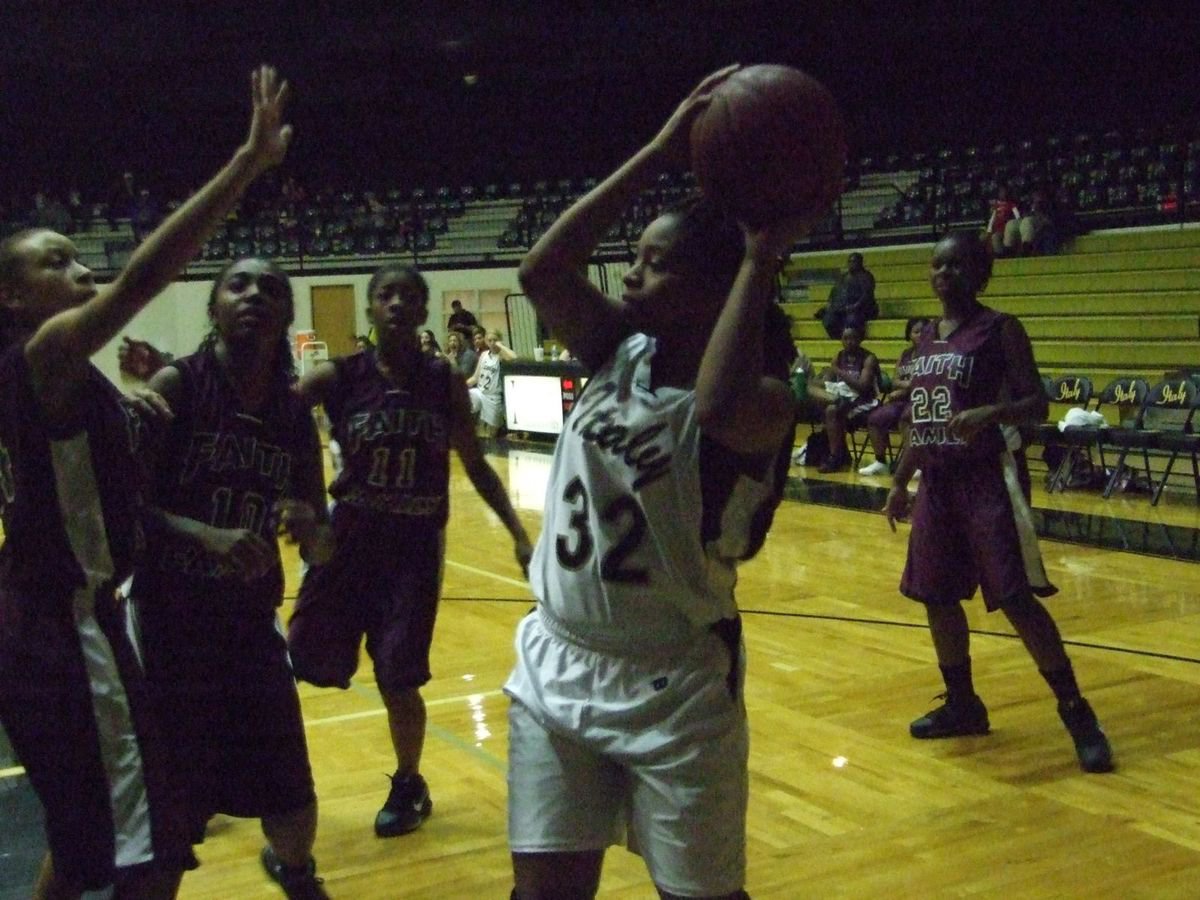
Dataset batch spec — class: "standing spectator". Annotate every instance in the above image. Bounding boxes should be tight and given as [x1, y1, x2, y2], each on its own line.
[446, 298, 478, 340]
[884, 232, 1113, 774]
[282, 175, 307, 208]
[132, 188, 161, 242]
[31, 191, 72, 234]
[286, 262, 532, 840]
[66, 187, 88, 231]
[818, 252, 877, 339]
[107, 170, 139, 230]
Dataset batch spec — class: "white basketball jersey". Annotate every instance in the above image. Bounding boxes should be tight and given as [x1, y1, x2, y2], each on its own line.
[529, 333, 782, 650]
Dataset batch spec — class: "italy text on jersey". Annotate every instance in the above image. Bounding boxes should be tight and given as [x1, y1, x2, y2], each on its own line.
[568, 382, 673, 491]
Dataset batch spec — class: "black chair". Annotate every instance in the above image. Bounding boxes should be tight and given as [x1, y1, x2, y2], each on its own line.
[1035, 375, 1094, 491]
[1053, 377, 1147, 493]
[1145, 379, 1200, 506]
[1099, 376, 1166, 496]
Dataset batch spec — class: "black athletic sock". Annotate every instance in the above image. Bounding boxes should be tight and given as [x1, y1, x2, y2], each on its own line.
[939, 659, 975, 703]
[1041, 663, 1083, 704]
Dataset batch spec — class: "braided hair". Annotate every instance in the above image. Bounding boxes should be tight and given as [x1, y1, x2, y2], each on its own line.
[199, 257, 297, 383]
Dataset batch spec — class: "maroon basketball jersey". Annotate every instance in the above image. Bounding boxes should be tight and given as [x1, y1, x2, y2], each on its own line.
[832, 346, 876, 400]
[907, 305, 1011, 465]
[0, 338, 149, 611]
[135, 349, 319, 603]
[326, 350, 453, 527]
[894, 345, 918, 382]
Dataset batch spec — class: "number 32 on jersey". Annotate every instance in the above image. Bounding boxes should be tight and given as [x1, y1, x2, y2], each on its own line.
[554, 476, 649, 584]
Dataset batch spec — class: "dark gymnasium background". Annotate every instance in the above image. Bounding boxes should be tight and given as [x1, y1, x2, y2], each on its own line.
[1, 0, 1198, 201]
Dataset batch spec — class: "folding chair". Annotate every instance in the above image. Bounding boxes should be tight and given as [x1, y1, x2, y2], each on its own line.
[1148, 379, 1200, 506]
[1035, 374, 1094, 491]
[1100, 378, 1185, 499]
[1050, 376, 1144, 493]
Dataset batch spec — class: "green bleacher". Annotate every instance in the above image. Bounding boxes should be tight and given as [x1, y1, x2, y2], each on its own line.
[783, 225, 1200, 488]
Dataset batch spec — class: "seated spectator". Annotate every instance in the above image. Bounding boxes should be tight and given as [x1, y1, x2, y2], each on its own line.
[1158, 181, 1180, 216]
[466, 327, 517, 436]
[986, 184, 1020, 256]
[443, 329, 477, 378]
[806, 324, 879, 473]
[818, 252, 877, 340]
[418, 328, 442, 358]
[858, 316, 928, 475]
[1014, 187, 1066, 256]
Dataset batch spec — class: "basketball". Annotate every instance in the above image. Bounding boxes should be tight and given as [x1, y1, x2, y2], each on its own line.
[690, 64, 847, 226]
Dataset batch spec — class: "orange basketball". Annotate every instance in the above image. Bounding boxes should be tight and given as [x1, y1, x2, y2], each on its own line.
[690, 64, 847, 226]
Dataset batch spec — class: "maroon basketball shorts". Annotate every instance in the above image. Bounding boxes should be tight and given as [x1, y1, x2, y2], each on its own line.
[865, 400, 907, 433]
[0, 590, 195, 890]
[288, 507, 445, 694]
[901, 452, 1056, 611]
[136, 597, 316, 837]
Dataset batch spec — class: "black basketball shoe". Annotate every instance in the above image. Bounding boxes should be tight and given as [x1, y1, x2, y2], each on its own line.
[375, 771, 433, 837]
[1058, 698, 1115, 773]
[910, 694, 991, 739]
[261, 846, 329, 900]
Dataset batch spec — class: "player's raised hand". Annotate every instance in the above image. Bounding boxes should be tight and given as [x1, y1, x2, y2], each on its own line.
[741, 214, 810, 261]
[242, 65, 293, 173]
[649, 64, 740, 166]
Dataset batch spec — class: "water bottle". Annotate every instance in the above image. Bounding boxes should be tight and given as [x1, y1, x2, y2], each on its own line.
[790, 366, 808, 401]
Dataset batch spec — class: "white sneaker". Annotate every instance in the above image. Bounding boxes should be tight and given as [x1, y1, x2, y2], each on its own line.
[858, 460, 889, 476]
[793, 447, 806, 465]
[911, 469, 921, 480]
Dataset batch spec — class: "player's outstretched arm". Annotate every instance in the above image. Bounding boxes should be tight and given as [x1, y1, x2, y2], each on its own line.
[518, 65, 738, 370]
[695, 218, 803, 455]
[446, 375, 533, 575]
[27, 66, 293, 420]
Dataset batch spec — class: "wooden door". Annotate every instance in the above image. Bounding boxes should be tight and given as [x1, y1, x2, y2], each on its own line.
[309, 284, 357, 358]
[479, 289, 511, 340]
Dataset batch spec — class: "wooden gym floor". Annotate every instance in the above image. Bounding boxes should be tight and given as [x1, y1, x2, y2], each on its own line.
[2, 444, 1200, 898]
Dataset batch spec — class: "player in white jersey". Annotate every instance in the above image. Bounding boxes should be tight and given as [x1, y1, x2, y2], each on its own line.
[505, 67, 807, 900]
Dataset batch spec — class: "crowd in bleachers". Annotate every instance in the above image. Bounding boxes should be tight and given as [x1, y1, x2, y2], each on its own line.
[3, 127, 1196, 274]
[873, 130, 1199, 235]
